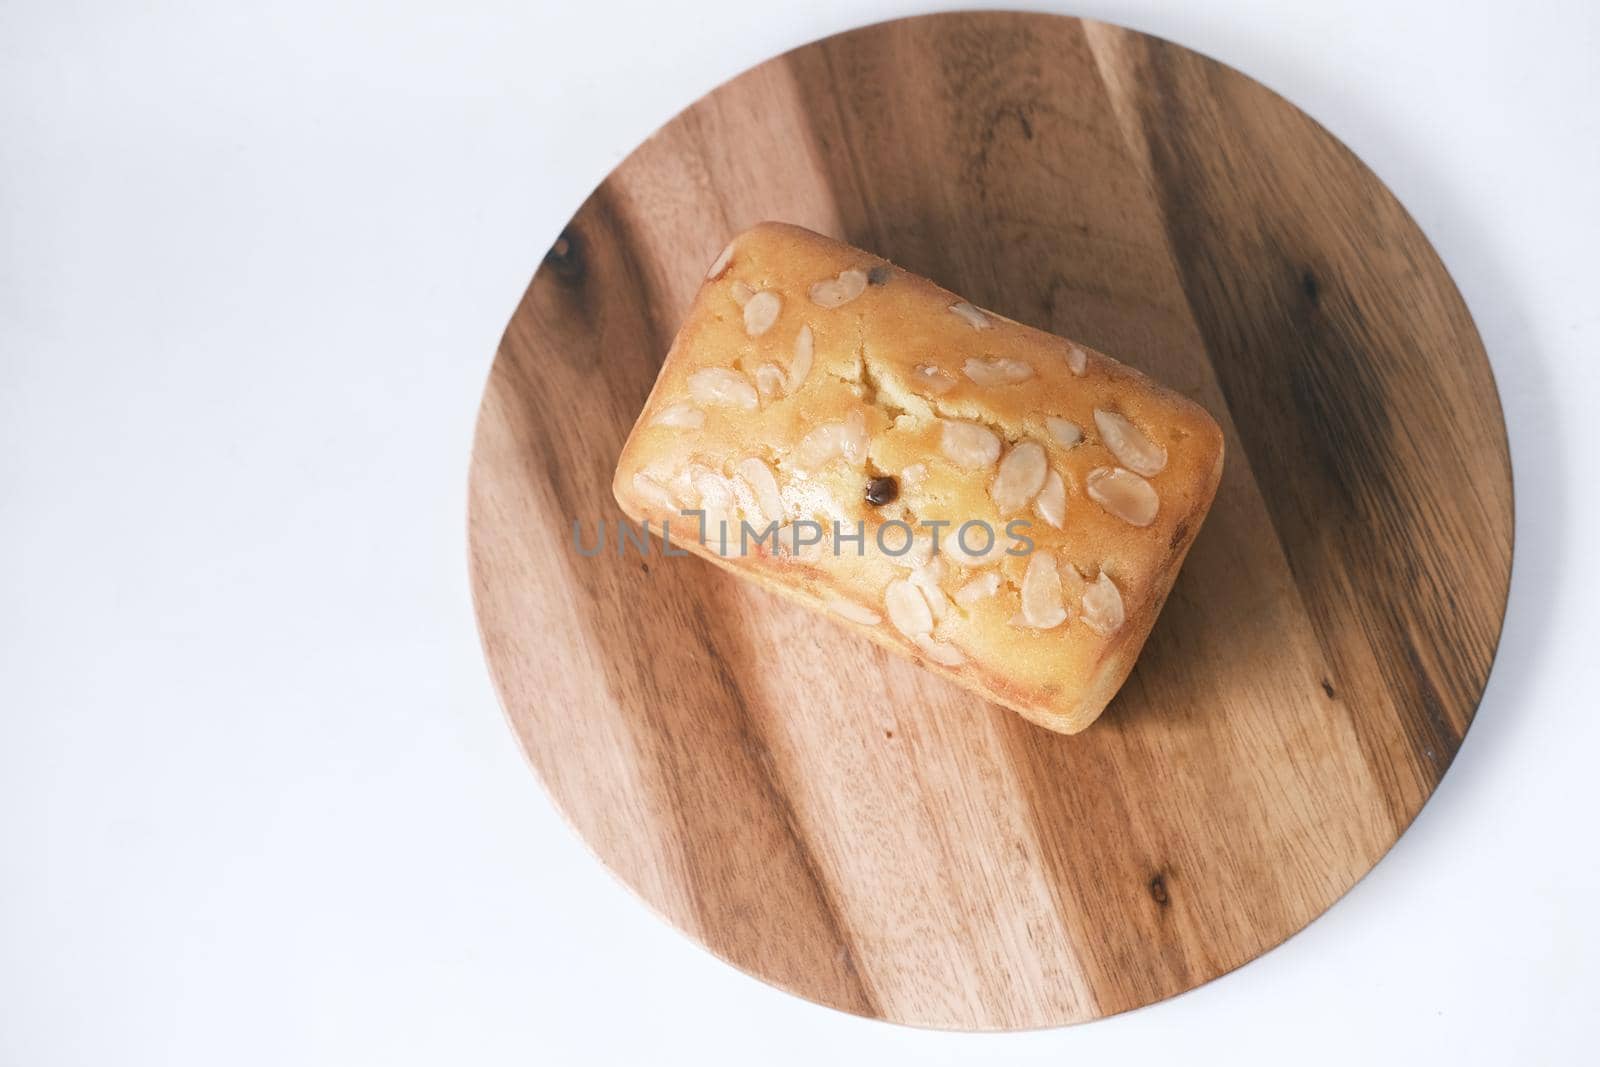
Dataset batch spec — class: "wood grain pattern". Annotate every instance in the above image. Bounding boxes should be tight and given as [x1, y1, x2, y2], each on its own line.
[468, 13, 1512, 1028]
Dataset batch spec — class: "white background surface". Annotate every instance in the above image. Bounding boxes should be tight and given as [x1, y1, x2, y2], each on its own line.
[3, 0, 1597, 1063]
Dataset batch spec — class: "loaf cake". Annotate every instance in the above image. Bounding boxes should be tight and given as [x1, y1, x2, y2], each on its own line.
[611, 222, 1224, 734]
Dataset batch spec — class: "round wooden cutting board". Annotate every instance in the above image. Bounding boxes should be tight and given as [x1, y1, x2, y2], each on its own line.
[468, 13, 1512, 1029]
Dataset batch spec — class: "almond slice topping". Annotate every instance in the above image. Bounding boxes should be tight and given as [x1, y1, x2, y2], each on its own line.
[1035, 469, 1066, 528]
[667, 464, 708, 508]
[787, 325, 814, 393]
[651, 401, 705, 429]
[908, 558, 950, 623]
[743, 290, 782, 336]
[945, 526, 1008, 567]
[1093, 409, 1167, 476]
[911, 363, 957, 396]
[885, 578, 934, 637]
[955, 572, 1001, 605]
[691, 469, 734, 512]
[939, 420, 1002, 469]
[1065, 344, 1088, 376]
[1019, 551, 1068, 629]
[949, 302, 991, 329]
[735, 457, 784, 523]
[705, 240, 735, 280]
[1081, 572, 1126, 635]
[796, 409, 869, 469]
[963, 356, 1034, 386]
[826, 598, 882, 626]
[1059, 559, 1086, 623]
[1045, 416, 1083, 447]
[687, 367, 758, 411]
[914, 634, 966, 666]
[1086, 467, 1159, 526]
[809, 268, 868, 308]
[989, 441, 1048, 514]
[754, 363, 784, 400]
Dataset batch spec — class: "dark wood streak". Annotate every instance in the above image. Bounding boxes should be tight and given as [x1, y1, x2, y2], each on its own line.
[581, 190, 676, 383]
[1114, 32, 1497, 820]
[542, 229, 586, 286]
[478, 206, 882, 1017]
[677, 597, 882, 1017]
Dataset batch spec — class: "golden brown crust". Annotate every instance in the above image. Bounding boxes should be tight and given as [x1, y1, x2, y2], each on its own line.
[612, 222, 1224, 733]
